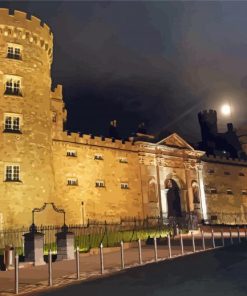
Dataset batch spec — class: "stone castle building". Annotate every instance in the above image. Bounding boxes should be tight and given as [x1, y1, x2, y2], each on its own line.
[1, 9, 247, 229]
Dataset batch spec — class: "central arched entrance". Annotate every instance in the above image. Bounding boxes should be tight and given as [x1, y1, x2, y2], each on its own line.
[166, 179, 182, 217]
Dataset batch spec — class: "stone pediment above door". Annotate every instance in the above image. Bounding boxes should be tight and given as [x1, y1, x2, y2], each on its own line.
[156, 133, 195, 151]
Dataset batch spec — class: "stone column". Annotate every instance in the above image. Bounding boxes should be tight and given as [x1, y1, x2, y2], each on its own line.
[184, 164, 193, 213]
[56, 230, 75, 261]
[196, 164, 208, 221]
[24, 231, 45, 266]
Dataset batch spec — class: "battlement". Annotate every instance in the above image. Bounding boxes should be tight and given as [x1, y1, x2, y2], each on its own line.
[0, 9, 53, 61]
[51, 85, 63, 100]
[202, 154, 247, 166]
[198, 109, 217, 122]
[53, 131, 137, 151]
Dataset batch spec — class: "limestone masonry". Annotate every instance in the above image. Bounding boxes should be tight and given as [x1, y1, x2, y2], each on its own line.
[1, 9, 247, 229]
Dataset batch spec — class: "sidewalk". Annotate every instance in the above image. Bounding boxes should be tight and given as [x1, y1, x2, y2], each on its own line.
[0, 232, 243, 296]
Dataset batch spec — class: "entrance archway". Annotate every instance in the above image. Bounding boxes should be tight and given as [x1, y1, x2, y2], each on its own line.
[165, 179, 182, 217]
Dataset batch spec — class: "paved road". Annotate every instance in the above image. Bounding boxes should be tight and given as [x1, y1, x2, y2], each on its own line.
[34, 243, 247, 296]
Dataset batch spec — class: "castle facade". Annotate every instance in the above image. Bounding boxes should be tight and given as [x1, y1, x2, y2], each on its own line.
[1, 9, 247, 229]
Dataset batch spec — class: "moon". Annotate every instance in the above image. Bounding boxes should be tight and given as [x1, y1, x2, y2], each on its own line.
[221, 104, 231, 116]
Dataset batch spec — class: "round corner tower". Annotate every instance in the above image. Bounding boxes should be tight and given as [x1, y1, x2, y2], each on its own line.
[0, 9, 55, 228]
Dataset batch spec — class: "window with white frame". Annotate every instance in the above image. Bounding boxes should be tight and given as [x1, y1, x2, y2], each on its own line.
[4, 75, 22, 96]
[67, 178, 78, 186]
[119, 157, 128, 163]
[96, 180, 105, 188]
[4, 113, 21, 132]
[226, 189, 233, 195]
[94, 154, 103, 160]
[66, 150, 77, 157]
[5, 164, 20, 181]
[120, 182, 129, 189]
[7, 43, 22, 60]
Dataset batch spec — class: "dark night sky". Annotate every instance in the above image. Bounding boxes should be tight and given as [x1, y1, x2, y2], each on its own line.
[2, 1, 247, 142]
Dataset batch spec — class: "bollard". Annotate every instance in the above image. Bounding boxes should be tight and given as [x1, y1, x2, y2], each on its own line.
[48, 249, 52, 286]
[238, 227, 241, 243]
[180, 230, 184, 255]
[99, 243, 104, 274]
[230, 227, 233, 245]
[201, 230, 205, 251]
[120, 241, 125, 269]
[138, 239, 143, 265]
[76, 247, 80, 280]
[167, 234, 172, 258]
[221, 229, 224, 247]
[191, 231, 195, 253]
[154, 237, 158, 262]
[211, 228, 215, 249]
[14, 254, 19, 295]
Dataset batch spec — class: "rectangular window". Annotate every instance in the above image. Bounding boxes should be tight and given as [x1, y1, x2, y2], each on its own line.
[96, 180, 105, 188]
[239, 172, 245, 177]
[7, 44, 22, 60]
[119, 157, 128, 163]
[208, 169, 215, 174]
[66, 150, 77, 157]
[67, 178, 78, 186]
[4, 114, 21, 132]
[94, 154, 103, 160]
[210, 188, 217, 194]
[224, 172, 230, 175]
[5, 165, 20, 181]
[120, 182, 129, 189]
[242, 190, 247, 195]
[4, 75, 22, 96]
[227, 189, 233, 195]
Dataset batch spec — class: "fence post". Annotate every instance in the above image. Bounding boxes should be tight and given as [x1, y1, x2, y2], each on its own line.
[191, 231, 195, 253]
[230, 227, 233, 245]
[238, 226, 241, 243]
[154, 237, 158, 262]
[99, 243, 104, 274]
[48, 249, 52, 286]
[76, 246, 80, 280]
[120, 241, 125, 269]
[14, 254, 19, 295]
[221, 229, 224, 247]
[201, 230, 205, 251]
[167, 233, 172, 258]
[138, 238, 142, 265]
[180, 230, 184, 255]
[211, 228, 215, 249]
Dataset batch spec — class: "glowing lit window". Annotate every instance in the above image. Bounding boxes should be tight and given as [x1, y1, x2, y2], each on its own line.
[119, 157, 128, 163]
[120, 182, 129, 189]
[66, 150, 77, 157]
[96, 180, 105, 188]
[4, 113, 21, 132]
[5, 165, 20, 182]
[4, 75, 22, 96]
[94, 154, 103, 160]
[226, 189, 233, 195]
[7, 43, 22, 60]
[67, 178, 78, 186]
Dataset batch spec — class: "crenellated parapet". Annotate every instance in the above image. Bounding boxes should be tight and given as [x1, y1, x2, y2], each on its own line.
[53, 131, 137, 151]
[0, 9, 53, 62]
[202, 154, 247, 167]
